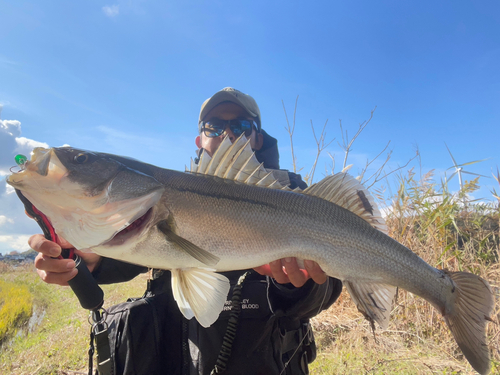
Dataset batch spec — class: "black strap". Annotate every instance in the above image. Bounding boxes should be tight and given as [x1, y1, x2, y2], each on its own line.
[88, 330, 95, 375]
[210, 271, 251, 375]
[88, 309, 114, 375]
[95, 327, 113, 375]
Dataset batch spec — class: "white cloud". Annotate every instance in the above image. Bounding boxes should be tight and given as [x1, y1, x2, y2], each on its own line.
[0, 235, 31, 253]
[0, 118, 49, 174]
[5, 184, 15, 195]
[15, 136, 49, 155]
[0, 56, 18, 66]
[0, 113, 47, 255]
[103, 5, 120, 17]
[1, 118, 21, 137]
[0, 215, 14, 226]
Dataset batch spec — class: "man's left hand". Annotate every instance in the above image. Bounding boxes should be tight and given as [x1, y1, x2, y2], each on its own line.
[253, 258, 327, 287]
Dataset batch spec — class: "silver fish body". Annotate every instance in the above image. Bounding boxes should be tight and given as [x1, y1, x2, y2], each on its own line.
[7, 146, 494, 374]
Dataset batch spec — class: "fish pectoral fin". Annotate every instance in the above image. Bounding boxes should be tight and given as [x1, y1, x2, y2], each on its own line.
[171, 268, 230, 328]
[157, 220, 220, 266]
[344, 281, 396, 330]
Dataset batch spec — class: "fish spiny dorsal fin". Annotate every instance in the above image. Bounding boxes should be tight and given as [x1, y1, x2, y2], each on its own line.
[196, 148, 211, 173]
[205, 136, 233, 175]
[214, 135, 249, 177]
[222, 138, 253, 180]
[188, 158, 196, 173]
[188, 134, 286, 190]
[303, 173, 388, 234]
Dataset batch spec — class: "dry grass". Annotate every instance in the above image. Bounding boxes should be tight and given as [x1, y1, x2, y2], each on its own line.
[311, 171, 500, 374]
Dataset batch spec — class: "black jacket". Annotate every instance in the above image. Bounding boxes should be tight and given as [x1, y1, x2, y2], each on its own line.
[95, 265, 342, 375]
[90, 130, 343, 374]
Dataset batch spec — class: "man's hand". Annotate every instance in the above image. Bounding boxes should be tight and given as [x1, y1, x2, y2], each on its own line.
[253, 258, 327, 287]
[29, 234, 102, 286]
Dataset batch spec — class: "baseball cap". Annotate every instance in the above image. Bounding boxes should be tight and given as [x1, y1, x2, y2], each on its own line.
[199, 87, 261, 132]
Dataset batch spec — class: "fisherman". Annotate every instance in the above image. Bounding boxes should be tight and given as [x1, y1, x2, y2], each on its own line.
[29, 87, 343, 375]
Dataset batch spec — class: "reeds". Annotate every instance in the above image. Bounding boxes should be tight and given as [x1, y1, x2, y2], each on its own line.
[312, 169, 500, 374]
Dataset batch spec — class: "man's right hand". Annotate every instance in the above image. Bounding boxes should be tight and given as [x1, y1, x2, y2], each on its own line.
[29, 234, 102, 286]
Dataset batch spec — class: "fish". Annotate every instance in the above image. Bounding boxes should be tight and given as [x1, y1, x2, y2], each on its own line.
[7, 137, 494, 375]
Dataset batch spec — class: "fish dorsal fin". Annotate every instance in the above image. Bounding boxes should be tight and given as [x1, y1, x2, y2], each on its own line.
[303, 173, 387, 234]
[188, 134, 287, 190]
[344, 281, 396, 330]
[171, 268, 230, 327]
[206, 136, 233, 175]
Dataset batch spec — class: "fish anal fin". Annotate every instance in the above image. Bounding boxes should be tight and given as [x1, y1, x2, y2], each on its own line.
[303, 173, 388, 234]
[157, 220, 220, 266]
[171, 268, 230, 328]
[344, 281, 396, 330]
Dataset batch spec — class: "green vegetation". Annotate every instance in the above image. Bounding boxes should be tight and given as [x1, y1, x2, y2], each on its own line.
[0, 280, 33, 344]
[0, 264, 148, 374]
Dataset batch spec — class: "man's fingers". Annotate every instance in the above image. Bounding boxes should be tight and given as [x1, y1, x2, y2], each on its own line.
[283, 258, 308, 287]
[253, 264, 272, 276]
[28, 234, 61, 257]
[255, 259, 326, 286]
[34, 253, 75, 273]
[269, 260, 290, 284]
[304, 260, 327, 284]
[37, 268, 77, 286]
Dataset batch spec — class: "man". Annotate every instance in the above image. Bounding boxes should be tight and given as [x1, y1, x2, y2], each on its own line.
[30, 88, 343, 374]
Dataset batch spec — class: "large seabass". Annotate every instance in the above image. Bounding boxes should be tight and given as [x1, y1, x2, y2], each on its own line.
[7, 139, 494, 375]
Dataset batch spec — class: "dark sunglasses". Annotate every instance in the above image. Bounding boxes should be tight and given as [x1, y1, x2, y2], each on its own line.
[200, 118, 257, 138]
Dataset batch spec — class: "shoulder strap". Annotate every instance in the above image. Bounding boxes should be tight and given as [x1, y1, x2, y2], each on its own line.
[88, 309, 115, 375]
[210, 271, 252, 374]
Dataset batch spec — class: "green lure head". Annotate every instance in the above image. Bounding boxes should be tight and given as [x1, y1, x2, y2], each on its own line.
[15, 154, 28, 170]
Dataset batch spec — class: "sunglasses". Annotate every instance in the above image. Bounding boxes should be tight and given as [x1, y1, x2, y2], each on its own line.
[200, 118, 257, 138]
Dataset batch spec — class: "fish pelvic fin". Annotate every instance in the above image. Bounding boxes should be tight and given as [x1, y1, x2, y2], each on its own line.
[171, 268, 230, 328]
[303, 173, 388, 234]
[344, 281, 396, 330]
[444, 271, 494, 375]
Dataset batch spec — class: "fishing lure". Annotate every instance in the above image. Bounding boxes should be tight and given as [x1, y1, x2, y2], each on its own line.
[15, 154, 28, 170]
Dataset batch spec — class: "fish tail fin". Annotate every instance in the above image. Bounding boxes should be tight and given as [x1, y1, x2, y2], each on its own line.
[444, 271, 494, 375]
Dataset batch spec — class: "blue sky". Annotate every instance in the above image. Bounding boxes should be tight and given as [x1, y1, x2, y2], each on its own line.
[1, 1, 499, 254]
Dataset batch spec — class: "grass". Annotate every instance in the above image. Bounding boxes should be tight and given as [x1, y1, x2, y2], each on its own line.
[0, 169, 498, 374]
[0, 264, 148, 374]
[0, 279, 33, 345]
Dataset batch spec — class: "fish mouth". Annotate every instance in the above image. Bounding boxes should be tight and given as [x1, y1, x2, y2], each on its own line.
[29, 148, 53, 176]
[7, 148, 66, 188]
[102, 208, 154, 247]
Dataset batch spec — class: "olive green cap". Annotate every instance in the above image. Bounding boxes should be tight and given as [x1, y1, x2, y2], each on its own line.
[199, 87, 261, 132]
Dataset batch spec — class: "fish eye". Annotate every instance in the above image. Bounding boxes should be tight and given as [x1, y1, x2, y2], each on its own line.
[74, 153, 89, 164]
